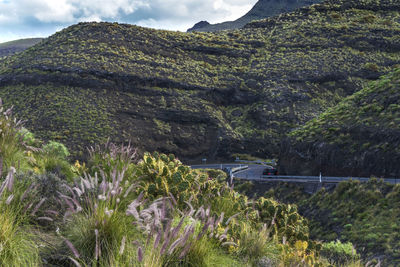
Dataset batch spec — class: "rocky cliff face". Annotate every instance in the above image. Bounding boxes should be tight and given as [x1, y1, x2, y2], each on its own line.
[187, 0, 322, 32]
[280, 68, 400, 177]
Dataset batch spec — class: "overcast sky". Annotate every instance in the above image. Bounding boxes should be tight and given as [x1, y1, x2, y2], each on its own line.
[0, 0, 258, 43]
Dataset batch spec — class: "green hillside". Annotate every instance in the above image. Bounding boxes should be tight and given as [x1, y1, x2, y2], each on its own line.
[281, 68, 400, 177]
[187, 0, 322, 32]
[0, 0, 399, 165]
[263, 179, 400, 266]
[0, 38, 43, 57]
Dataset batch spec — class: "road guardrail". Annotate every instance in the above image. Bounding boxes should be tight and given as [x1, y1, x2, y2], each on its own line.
[231, 165, 249, 173]
[258, 175, 399, 184]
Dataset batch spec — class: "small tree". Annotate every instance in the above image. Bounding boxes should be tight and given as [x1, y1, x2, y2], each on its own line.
[42, 141, 70, 160]
[321, 240, 360, 265]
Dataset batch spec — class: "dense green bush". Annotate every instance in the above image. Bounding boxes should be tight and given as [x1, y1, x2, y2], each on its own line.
[255, 197, 310, 244]
[18, 127, 38, 147]
[321, 240, 360, 266]
[42, 141, 70, 159]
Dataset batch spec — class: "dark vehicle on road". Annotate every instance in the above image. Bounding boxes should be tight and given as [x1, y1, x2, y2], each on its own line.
[263, 168, 278, 175]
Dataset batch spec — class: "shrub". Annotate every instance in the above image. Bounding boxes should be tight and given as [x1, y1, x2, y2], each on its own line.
[65, 206, 135, 266]
[34, 155, 75, 181]
[255, 198, 310, 244]
[125, 196, 233, 267]
[18, 128, 38, 147]
[235, 181, 254, 195]
[196, 168, 227, 183]
[364, 63, 379, 72]
[60, 164, 232, 266]
[42, 141, 70, 160]
[320, 240, 360, 265]
[280, 240, 322, 267]
[19, 172, 69, 226]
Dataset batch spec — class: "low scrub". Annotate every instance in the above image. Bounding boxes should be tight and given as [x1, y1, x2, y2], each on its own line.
[0, 101, 372, 266]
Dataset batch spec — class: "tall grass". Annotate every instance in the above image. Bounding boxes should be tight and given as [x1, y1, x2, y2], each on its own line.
[87, 140, 137, 176]
[0, 168, 41, 266]
[60, 167, 137, 266]
[0, 100, 27, 173]
[65, 207, 136, 266]
[0, 208, 40, 266]
[235, 222, 279, 266]
[59, 163, 240, 266]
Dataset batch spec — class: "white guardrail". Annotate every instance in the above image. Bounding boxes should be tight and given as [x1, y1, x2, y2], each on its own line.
[258, 175, 399, 184]
[235, 159, 275, 165]
[231, 165, 249, 173]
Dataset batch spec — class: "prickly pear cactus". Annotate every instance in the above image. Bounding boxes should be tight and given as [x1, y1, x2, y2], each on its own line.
[136, 152, 213, 205]
[255, 197, 310, 244]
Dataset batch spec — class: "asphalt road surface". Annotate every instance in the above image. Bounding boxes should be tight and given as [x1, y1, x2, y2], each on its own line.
[231, 165, 266, 180]
[191, 164, 271, 181]
[191, 164, 399, 184]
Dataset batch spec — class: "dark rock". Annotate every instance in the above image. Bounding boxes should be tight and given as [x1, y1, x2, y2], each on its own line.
[187, 21, 210, 32]
[231, 109, 242, 117]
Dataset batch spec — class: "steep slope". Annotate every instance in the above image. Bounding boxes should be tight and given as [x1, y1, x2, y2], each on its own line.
[263, 179, 400, 265]
[0, 38, 43, 57]
[187, 0, 322, 32]
[0, 0, 399, 162]
[300, 179, 400, 265]
[280, 68, 400, 177]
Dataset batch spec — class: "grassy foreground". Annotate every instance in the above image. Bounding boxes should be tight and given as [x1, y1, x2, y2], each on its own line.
[0, 100, 370, 266]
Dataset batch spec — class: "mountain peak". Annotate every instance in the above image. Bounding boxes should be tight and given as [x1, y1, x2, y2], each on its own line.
[187, 0, 322, 32]
[187, 21, 210, 32]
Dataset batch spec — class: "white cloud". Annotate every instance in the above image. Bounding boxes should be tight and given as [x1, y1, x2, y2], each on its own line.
[212, 0, 254, 22]
[0, 14, 8, 23]
[0, 0, 258, 42]
[136, 18, 192, 32]
[33, 0, 76, 23]
[68, 0, 147, 19]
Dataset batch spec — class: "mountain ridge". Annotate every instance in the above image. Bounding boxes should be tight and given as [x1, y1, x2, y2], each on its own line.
[0, 38, 43, 57]
[187, 0, 322, 32]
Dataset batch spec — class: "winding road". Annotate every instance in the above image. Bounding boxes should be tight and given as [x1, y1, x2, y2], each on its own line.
[191, 164, 399, 184]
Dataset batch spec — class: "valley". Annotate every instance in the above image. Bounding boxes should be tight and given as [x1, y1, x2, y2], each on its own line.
[0, 0, 399, 265]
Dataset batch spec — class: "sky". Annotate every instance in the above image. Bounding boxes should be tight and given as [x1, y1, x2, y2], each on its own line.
[0, 0, 258, 43]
